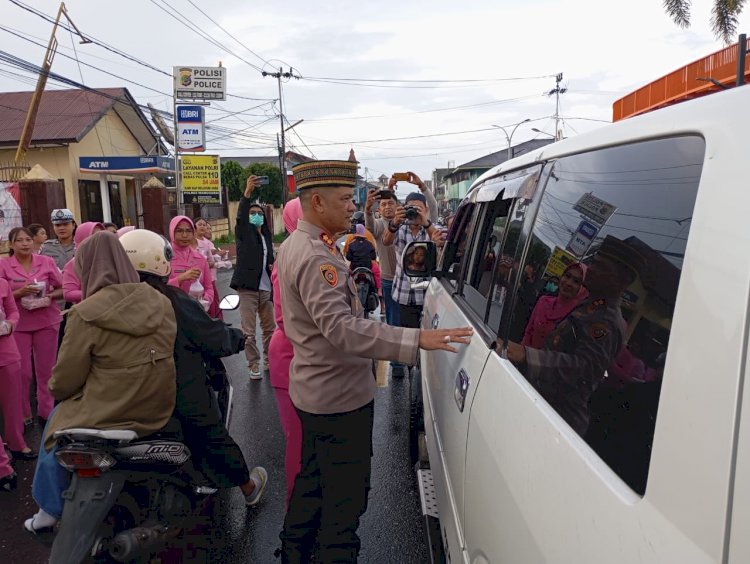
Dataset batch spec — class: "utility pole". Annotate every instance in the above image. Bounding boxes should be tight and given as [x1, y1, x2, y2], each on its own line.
[263, 67, 296, 204]
[549, 73, 567, 141]
[13, 2, 90, 178]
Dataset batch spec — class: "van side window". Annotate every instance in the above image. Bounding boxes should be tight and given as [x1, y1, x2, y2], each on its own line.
[462, 197, 512, 320]
[439, 203, 476, 287]
[501, 136, 705, 494]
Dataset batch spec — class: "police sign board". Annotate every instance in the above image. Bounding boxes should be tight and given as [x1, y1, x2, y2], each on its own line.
[180, 154, 221, 204]
[174, 66, 226, 100]
[176, 105, 205, 152]
[572, 192, 616, 225]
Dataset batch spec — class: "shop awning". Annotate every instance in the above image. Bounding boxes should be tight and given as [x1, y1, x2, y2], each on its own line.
[79, 156, 175, 175]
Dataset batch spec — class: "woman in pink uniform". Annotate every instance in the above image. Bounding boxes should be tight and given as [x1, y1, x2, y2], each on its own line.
[194, 218, 222, 318]
[61, 222, 104, 305]
[522, 262, 587, 350]
[268, 198, 303, 506]
[167, 216, 214, 308]
[0, 227, 63, 423]
[0, 276, 34, 459]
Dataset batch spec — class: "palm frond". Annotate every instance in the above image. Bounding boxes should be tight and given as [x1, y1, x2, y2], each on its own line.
[664, 0, 692, 27]
[711, 0, 747, 43]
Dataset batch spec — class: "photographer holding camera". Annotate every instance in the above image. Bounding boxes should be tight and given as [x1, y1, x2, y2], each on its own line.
[382, 191, 438, 329]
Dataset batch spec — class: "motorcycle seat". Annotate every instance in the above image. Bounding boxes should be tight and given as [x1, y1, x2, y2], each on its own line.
[53, 428, 138, 442]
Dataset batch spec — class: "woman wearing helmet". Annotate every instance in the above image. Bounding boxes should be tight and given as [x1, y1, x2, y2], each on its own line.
[119, 229, 268, 506]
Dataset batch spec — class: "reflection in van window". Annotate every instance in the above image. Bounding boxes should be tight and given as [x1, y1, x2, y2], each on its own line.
[501, 136, 705, 494]
[440, 203, 476, 285]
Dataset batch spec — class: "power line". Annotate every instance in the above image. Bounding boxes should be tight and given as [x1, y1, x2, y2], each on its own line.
[300, 77, 546, 89]
[7, 0, 171, 76]
[0, 51, 280, 150]
[299, 73, 555, 85]
[6, 2, 274, 102]
[0, 25, 174, 97]
[297, 94, 543, 122]
[185, 0, 272, 68]
[149, 0, 265, 73]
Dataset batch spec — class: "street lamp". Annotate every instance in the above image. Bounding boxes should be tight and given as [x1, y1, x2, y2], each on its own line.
[492, 118, 531, 160]
[531, 127, 555, 139]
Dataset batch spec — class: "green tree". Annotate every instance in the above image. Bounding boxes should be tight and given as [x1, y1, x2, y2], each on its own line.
[221, 160, 245, 201]
[243, 163, 283, 206]
[664, 0, 746, 43]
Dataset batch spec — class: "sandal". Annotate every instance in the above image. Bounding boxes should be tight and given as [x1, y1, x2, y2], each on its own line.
[10, 449, 37, 461]
[23, 515, 57, 535]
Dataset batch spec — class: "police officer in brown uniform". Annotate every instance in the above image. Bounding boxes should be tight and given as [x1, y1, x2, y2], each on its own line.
[277, 160, 472, 563]
[503, 235, 646, 436]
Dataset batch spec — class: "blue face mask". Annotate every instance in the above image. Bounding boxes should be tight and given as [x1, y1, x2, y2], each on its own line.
[249, 213, 265, 227]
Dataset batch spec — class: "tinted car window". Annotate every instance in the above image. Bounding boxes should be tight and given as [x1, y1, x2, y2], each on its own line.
[501, 136, 705, 494]
[439, 203, 476, 286]
[462, 197, 512, 320]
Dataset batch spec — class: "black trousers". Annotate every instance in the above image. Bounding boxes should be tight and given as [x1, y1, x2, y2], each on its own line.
[280, 401, 374, 564]
[399, 304, 423, 329]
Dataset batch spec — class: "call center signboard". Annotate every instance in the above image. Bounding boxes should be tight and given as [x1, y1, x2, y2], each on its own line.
[180, 154, 221, 204]
[174, 66, 226, 100]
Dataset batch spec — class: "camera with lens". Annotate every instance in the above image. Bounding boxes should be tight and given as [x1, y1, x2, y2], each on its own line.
[404, 206, 420, 220]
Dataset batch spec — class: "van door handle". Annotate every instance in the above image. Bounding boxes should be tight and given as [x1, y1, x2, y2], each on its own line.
[454, 369, 470, 412]
[431, 313, 440, 329]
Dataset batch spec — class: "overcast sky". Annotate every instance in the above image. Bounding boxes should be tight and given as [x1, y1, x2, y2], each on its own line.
[1, 0, 748, 196]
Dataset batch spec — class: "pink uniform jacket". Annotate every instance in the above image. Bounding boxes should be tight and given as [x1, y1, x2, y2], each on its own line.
[62, 222, 104, 304]
[0, 254, 62, 332]
[167, 216, 214, 305]
[0, 278, 21, 366]
[269, 265, 293, 390]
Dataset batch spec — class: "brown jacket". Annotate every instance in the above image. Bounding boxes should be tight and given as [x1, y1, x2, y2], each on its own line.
[277, 220, 419, 415]
[45, 283, 177, 450]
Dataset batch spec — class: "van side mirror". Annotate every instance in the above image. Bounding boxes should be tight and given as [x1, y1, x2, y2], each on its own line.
[402, 241, 437, 277]
[219, 294, 240, 310]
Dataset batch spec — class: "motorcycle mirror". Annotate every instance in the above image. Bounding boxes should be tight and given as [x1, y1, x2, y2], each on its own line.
[402, 241, 437, 278]
[219, 294, 240, 310]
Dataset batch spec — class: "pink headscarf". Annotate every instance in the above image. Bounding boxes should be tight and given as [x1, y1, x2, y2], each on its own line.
[282, 198, 303, 234]
[521, 262, 588, 349]
[355, 224, 365, 236]
[74, 222, 105, 246]
[117, 226, 135, 238]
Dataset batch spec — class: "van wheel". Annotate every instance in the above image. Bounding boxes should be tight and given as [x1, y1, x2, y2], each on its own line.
[409, 366, 425, 467]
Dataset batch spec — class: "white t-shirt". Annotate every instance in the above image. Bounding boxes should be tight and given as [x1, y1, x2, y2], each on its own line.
[259, 236, 272, 292]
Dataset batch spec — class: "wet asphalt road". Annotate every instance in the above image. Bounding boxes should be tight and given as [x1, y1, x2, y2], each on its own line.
[0, 269, 428, 563]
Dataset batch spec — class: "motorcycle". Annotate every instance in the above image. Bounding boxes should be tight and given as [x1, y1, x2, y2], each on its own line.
[48, 294, 243, 564]
[351, 266, 379, 319]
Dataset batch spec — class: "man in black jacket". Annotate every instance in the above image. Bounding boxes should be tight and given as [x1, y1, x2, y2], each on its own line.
[120, 229, 268, 505]
[231, 176, 276, 380]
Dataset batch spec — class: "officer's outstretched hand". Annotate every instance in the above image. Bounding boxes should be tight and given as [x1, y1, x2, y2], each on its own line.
[419, 327, 473, 353]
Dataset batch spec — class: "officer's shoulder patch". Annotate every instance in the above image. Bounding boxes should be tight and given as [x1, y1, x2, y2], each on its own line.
[320, 233, 336, 248]
[320, 264, 338, 287]
[588, 322, 610, 340]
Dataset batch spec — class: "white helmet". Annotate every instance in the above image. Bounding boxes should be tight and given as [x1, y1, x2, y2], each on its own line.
[119, 229, 173, 277]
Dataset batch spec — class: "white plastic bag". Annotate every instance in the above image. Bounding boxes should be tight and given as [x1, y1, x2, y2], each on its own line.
[188, 278, 204, 300]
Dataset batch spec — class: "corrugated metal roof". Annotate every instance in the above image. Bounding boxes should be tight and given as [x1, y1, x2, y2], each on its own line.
[0, 87, 126, 146]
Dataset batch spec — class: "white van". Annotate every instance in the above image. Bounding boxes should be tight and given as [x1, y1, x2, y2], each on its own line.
[407, 84, 750, 563]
